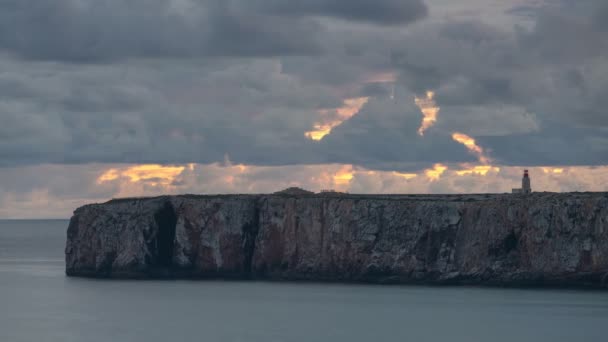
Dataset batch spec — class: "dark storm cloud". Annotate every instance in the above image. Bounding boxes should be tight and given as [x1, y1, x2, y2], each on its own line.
[479, 123, 608, 166]
[201, 8, 323, 57]
[0, 0, 325, 61]
[389, 1, 608, 166]
[393, 1, 608, 141]
[0, 52, 477, 170]
[0, 0, 426, 62]
[247, 0, 428, 25]
[519, 4, 608, 64]
[318, 95, 476, 171]
[359, 83, 391, 98]
[0, 0, 607, 170]
[0, 58, 327, 166]
[391, 20, 520, 97]
[393, 1, 608, 127]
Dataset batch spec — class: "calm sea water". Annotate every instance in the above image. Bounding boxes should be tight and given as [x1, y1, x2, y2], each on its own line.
[1, 220, 607, 342]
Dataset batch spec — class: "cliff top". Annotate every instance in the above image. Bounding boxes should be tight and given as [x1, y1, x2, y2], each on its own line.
[99, 191, 608, 206]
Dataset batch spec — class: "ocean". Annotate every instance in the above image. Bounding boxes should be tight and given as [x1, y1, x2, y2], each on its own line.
[1, 219, 606, 342]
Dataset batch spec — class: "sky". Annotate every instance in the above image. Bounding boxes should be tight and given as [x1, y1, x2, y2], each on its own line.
[1, 0, 607, 218]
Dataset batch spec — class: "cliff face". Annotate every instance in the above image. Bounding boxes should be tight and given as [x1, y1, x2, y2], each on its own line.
[66, 193, 608, 288]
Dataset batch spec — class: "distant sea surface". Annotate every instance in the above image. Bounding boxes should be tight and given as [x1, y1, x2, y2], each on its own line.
[1, 220, 607, 342]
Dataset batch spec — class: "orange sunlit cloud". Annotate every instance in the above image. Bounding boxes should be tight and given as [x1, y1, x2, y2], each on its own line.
[91, 163, 602, 202]
[305, 97, 369, 141]
[337, 97, 369, 119]
[97, 164, 186, 186]
[333, 165, 355, 190]
[452, 132, 491, 164]
[6, 163, 608, 219]
[425, 163, 448, 181]
[305, 125, 332, 141]
[415, 91, 440, 136]
[97, 168, 120, 183]
[393, 172, 418, 180]
[455, 165, 501, 176]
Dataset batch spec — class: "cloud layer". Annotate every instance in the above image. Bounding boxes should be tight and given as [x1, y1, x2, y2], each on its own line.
[0, 0, 607, 217]
[2, 162, 607, 219]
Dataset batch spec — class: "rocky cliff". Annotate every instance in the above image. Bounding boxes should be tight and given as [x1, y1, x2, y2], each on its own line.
[65, 193, 608, 288]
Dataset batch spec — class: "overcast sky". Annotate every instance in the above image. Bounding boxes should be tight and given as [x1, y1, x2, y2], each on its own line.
[1, 0, 607, 218]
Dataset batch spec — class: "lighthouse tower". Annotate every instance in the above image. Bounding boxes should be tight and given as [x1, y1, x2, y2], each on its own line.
[512, 170, 532, 194]
[522, 170, 531, 194]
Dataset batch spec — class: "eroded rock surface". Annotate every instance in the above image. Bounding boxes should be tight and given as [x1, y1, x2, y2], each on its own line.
[66, 193, 608, 287]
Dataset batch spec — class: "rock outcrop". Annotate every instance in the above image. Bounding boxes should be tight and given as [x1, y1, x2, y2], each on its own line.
[66, 193, 608, 288]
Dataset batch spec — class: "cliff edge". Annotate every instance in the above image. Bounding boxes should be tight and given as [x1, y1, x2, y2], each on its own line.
[65, 193, 608, 288]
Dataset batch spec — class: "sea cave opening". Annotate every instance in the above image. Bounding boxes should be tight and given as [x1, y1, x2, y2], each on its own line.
[153, 202, 177, 268]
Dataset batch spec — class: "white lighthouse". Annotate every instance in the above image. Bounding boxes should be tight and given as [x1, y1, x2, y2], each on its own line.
[512, 170, 532, 194]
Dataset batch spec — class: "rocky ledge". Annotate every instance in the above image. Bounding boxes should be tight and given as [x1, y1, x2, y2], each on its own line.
[66, 193, 608, 288]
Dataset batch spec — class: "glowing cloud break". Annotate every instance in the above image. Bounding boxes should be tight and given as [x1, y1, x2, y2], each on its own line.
[452, 133, 491, 165]
[306, 97, 369, 141]
[414, 91, 440, 136]
[97, 164, 186, 186]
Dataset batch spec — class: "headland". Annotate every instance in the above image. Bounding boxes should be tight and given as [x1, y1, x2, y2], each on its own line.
[66, 192, 608, 288]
